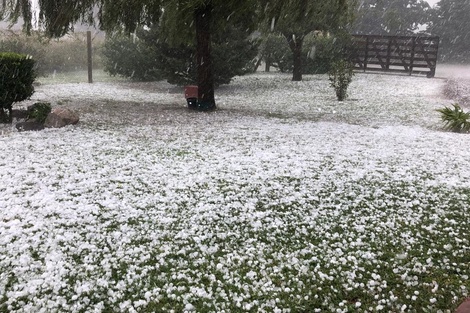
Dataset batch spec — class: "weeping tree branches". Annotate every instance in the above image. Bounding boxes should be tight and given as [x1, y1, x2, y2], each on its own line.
[261, 0, 354, 81]
[0, 0, 33, 33]
[0, 0, 256, 111]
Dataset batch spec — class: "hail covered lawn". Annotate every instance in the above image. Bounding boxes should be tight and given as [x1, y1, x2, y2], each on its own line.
[1, 72, 469, 313]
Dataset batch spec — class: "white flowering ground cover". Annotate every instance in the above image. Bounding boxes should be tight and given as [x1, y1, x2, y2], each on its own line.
[1, 71, 469, 313]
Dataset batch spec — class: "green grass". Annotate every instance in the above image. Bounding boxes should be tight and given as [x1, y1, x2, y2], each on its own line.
[36, 69, 128, 85]
[1, 71, 469, 312]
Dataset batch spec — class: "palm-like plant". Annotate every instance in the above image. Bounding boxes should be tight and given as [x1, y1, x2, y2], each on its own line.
[436, 104, 470, 133]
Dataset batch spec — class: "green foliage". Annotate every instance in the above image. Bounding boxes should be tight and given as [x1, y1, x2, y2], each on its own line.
[352, 0, 432, 35]
[43, 35, 104, 73]
[259, 33, 293, 73]
[102, 26, 258, 85]
[0, 32, 103, 76]
[0, 52, 36, 123]
[328, 59, 354, 101]
[306, 34, 354, 75]
[27, 102, 52, 124]
[261, 0, 352, 35]
[436, 104, 470, 133]
[0, 32, 46, 76]
[427, 0, 470, 63]
[260, 0, 354, 80]
[261, 33, 353, 75]
[102, 32, 163, 82]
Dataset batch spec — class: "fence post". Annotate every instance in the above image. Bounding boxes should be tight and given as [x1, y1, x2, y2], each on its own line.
[386, 37, 392, 70]
[364, 36, 369, 72]
[87, 31, 93, 83]
[410, 37, 416, 76]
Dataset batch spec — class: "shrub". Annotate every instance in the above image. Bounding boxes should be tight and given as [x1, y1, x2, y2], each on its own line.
[305, 33, 355, 75]
[1, 32, 103, 76]
[436, 104, 470, 133]
[102, 26, 258, 86]
[101, 32, 163, 82]
[328, 59, 354, 101]
[258, 33, 354, 75]
[0, 32, 46, 76]
[27, 102, 52, 124]
[0, 52, 36, 123]
[259, 34, 292, 73]
[42, 35, 104, 73]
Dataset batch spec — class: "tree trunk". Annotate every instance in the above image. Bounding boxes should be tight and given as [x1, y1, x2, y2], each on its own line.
[194, 2, 216, 111]
[285, 33, 303, 81]
[265, 58, 271, 72]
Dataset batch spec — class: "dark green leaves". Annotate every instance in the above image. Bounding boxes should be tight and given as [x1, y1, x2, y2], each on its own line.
[436, 104, 470, 133]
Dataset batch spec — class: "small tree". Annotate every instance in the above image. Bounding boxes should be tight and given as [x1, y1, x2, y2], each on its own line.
[102, 31, 164, 82]
[0, 53, 36, 123]
[329, 59, 354, 101]
[260, 0, 353, 81]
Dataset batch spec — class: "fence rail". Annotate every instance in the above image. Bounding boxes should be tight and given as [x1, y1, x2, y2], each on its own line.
[351, 35, 440, 77]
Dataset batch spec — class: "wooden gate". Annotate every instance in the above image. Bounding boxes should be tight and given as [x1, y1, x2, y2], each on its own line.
[351, 35, 439, 77]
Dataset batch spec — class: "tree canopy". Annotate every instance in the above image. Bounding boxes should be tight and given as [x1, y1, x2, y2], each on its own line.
[1, 0, 354, 108]
[260, 0, 353, 81]
[352, 0, 432, 35]
[427, 0, 470, 62]
[0, 0, 164, 36]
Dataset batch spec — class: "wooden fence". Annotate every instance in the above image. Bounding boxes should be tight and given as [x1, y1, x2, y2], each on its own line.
[351, 35, 440, 77]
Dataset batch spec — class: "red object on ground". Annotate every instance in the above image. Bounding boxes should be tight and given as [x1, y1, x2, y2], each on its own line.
[184, 85, 198, 99]
[455, 298, 470, 313]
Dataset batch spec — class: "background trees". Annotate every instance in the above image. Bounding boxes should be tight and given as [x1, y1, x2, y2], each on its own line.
[260, 0, 353, 81]
[1, 0, 256, 110]
[102, 25, 258, 85]
[1, 0, 357, 108]
[427, 0, 470, 63]
[350, 0, 470, 63]
[351, 0, 432, 35]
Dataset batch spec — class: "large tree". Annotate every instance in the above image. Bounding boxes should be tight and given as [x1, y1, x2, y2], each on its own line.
[0, 0, 255, 110]
[427, 0, 470, 63]
[159, 0, 256, 110]
[101, 25, 258, 85]
[261, 0, 353, 81]
[352, 0, 431, 35]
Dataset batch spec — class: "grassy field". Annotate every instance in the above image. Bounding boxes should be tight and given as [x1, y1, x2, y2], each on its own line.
[1, 70, 469, 313]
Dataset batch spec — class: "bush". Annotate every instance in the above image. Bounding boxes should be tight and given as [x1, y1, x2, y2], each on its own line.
[259, 34, 292, 73]
[436, 104, 470, 133]
[0, 52, 36, 123]
[42, 35, 104, 73]
[1, 32, 46, 76]
[259, 33, 354, 75]
[102, 26, 258, 86]
[304, 35, 354, 75]
[328, 59, 354, 101]
[27, 102, 52, 124]
[1, 32, 103, 76]
[102, 32, 163, 82]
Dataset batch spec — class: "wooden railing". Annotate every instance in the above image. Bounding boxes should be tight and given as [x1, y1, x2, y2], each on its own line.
[351, 35, 440, 77]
